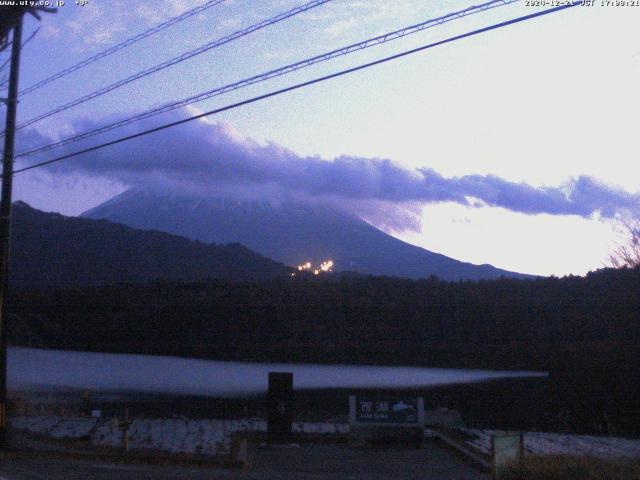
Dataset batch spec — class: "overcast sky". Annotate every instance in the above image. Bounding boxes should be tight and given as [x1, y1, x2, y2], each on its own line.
[5, 0, 640, 276]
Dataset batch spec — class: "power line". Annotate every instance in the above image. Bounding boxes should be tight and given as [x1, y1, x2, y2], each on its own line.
[8, 2, 579, 178]
[5, 0, 332, 135]
[0, 27, 40, 104]
[0, 56, 12, 76]
[0, 27, 39, 85]
[0, 5, 56, 449]
[16, 0, 228, 97]
[16, 0, 519, 160]
[18, 26, 39, 50]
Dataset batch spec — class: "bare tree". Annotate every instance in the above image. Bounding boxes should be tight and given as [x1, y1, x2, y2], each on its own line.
[609, 219, 640, 268]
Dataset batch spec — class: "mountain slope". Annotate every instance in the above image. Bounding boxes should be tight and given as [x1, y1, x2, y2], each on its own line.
[83, 190, 530, 281]
[10, 201, 291, 286]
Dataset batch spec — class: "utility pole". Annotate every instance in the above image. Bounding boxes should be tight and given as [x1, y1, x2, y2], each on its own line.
[0, 5, 55, 448]
[0, 8, 24, 447]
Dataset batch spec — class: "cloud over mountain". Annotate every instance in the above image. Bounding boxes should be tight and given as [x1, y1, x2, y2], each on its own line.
[19, 110, 639, 231]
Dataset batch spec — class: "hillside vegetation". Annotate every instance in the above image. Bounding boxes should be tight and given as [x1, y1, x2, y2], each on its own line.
[10, 202, 291, 286]
[8, 267, 640, 434]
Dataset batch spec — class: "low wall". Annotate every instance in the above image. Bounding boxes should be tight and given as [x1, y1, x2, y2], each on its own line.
[10, 415, 349, 457]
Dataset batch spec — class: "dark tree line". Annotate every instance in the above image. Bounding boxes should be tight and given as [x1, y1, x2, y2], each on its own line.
[7, 267, 640, 435]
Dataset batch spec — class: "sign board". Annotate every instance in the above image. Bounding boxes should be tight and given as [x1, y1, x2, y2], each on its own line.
[491, 432, 524, 479]
[349, 396, 424, 426]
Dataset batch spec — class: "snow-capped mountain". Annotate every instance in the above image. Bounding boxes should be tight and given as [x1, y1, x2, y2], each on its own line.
[83, 190, 529, 281]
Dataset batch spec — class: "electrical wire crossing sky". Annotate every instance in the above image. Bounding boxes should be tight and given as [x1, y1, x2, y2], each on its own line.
[3, 0, 333, 134]
[16, 0, 521, 159]
[5, 0, 640, 277]
[11, 3, 578, 176]
[17, 0, 229, 97]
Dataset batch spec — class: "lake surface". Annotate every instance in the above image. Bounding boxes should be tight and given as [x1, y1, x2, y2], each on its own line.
[8, 347, 545, 397]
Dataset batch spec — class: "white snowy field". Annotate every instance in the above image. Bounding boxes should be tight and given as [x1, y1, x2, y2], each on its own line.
[8, 347, 545, 397]
[11, 416, 640, 459]
[10, 415, 349, 456]
[464, 429, 640, 459]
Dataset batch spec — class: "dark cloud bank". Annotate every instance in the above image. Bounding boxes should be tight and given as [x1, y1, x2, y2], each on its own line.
[19, 110, 639, 230]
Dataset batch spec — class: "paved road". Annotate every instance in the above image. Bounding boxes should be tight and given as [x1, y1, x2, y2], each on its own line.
[0, 444, 488, 480]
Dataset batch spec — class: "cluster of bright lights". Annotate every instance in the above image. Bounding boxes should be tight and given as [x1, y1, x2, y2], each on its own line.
[293, 260, 334, 276]
[319, 260, 334, 272]
[297, 262, 313, 271]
